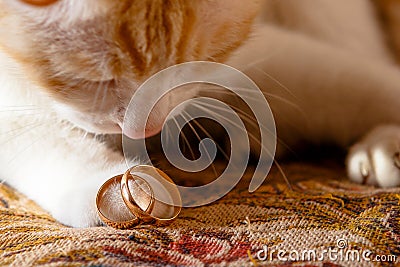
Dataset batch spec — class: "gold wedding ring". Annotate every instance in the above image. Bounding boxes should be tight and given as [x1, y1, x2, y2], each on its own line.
[127, 165, 182, 226]
[96, 165, 181, 229]
[120, 169, 155, 219]
[96, 174, 142, 229]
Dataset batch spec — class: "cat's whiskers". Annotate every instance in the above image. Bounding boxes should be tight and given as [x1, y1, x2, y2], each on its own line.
[239, 43, 289, 74]
[191, 102, 273, 150]
[250, 65, 299, 101]
[199, 85, 308, 139]
[3, 135, 46, 182]
[180, 111, 218, 178]
[193, 99, 296, 156]
[0, 122, 44, 136]
[170, 117, 197, 163]
[191, 96, 275, 138]
[0, 122, 46, 184]
[0, 107, 52, 130]
[199, 85, 302, 114]
[0, 113, 47, 121]
[191, 102, 292, 190]
[239, 67, 309, 124]
[0, 105, 39, 108]
[0, 123, 46, 175]
[0, 106, 47, 113]
[188, 116, 230, 162]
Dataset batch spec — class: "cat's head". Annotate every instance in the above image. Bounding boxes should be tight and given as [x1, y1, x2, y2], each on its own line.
[0, 0, 260, 138]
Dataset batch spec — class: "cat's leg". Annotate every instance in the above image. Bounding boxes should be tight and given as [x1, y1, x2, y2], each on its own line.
[0, 117, 134, 227]
[226, 25, 400, 186]
[347, 125, 400, 187]
[259, 0, 393, 62]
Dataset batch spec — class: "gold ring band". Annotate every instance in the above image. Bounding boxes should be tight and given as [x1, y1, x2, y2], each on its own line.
[96, 165, 181, 229]
[96, 174, 141, 229]
[120, 169, 155, 219]
[127, 165, 182, 225]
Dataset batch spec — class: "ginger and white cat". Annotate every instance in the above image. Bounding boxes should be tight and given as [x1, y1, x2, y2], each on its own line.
[1, 0, 400, 227]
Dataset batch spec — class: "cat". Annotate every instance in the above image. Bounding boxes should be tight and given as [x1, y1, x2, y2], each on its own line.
[229, 0, 400, 188]
[1, 0, 400, 228]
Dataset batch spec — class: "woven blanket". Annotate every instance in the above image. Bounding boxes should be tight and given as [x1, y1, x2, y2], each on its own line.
[0, 161, 399, 267]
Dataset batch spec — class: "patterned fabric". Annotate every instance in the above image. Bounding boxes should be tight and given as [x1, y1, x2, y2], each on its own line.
[0, 162, 399, 266]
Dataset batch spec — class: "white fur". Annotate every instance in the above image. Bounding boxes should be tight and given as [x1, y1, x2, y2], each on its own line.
[0, 50, 133, 227]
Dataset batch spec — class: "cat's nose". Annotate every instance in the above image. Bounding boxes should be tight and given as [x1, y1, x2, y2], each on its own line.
[119, 104, 167, 140]
[121, 121, 163, 139]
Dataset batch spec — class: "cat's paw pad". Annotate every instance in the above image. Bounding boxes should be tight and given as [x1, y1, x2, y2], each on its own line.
[347, 125, 400, 187]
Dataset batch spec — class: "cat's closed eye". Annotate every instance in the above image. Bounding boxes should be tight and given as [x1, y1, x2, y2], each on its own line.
[21, 0, 58, 6]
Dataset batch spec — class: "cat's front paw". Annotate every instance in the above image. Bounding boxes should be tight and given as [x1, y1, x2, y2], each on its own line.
[49, 178, 105, 228]
[346, 125, 400, 187]
[46, 164, 131, 228]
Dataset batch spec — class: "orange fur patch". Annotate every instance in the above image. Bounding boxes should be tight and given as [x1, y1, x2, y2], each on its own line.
[0, 0, 260, 110]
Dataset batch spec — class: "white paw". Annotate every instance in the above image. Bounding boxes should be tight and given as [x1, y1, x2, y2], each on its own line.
[49, 179, 103, 228]
[46, 163, 132, 228]
[347, 125, 400, 188]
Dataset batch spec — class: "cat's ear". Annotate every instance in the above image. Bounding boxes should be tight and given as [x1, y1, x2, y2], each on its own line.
[193, 0, 261, 61]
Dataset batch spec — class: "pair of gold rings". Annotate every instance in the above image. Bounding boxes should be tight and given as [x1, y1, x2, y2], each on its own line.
[96, 165, 182, 229]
